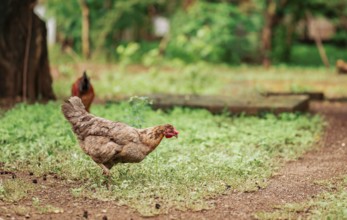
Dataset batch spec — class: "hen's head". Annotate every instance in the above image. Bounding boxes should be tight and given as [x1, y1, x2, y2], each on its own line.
[163, 124, 179, 138]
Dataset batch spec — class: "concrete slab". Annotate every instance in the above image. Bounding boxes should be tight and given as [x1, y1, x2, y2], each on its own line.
[114, 94, 310, 115]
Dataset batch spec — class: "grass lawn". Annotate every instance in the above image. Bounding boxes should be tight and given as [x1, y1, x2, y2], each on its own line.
[0, 100, 322, 215]
[49, 41, 347, 100]
[51, 61, 347, 101]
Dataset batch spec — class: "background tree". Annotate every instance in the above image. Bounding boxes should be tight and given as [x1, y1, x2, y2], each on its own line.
[261, 0, 277, 68]
[0, 0, 55, 103]
[80, 0, 91, 59]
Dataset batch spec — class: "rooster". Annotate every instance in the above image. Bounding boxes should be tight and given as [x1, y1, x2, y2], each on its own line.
[61, 96, 179, 176]
[71, 71, 94, 112]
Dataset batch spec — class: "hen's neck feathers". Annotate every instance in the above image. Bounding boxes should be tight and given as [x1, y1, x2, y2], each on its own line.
[139, 125, 166, 153]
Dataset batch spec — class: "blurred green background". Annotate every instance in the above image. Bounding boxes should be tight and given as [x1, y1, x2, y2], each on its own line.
[42, 0, 347, 67]
[36, 0, 347, 100]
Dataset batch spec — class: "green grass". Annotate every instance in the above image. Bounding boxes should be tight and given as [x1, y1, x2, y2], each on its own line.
[255, 176, 347, 220]
[52, 61, 347, 101]
[53, 62, 223, 99]
[0, 101, 323, 215]
[49, 42, 347, 100]
[0, 179, 34, 202]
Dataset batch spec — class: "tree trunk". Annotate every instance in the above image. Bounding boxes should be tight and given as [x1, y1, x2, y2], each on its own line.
[261, 0, 277, 68]
[80, 0, 91, 59]
[306, 12, 330, 68]
[0, 0, 55, 104]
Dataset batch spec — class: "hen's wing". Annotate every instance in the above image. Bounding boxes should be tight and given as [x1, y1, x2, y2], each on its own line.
[76, 117, 144, 165]
[81, 135, 123, 164]
[76, 115, 140, 144]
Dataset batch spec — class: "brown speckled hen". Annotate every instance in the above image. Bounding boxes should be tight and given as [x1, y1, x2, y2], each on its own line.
[61, 96, 179, 176]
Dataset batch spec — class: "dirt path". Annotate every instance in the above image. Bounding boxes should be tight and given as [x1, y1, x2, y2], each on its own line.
[1, 102, 347, 220]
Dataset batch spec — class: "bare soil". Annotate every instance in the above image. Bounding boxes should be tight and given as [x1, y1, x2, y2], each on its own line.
[1, 101, 347, 220]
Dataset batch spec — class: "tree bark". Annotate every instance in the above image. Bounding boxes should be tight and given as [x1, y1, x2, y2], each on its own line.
[80, 0, 91, 59]
[261, 0, 277, 68]
[0, 0, 55, 103]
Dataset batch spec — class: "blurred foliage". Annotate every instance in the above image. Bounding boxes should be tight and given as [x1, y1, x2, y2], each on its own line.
[45, 0, 179, 58]
[166, 1, 261, 63]
[44, 0, 347, 65]
[45, 0, 82, 50]
[270, 0, 347, 63]
[290, 44, 347, 66]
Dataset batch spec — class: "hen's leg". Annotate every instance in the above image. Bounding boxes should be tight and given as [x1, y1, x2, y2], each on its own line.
[98, 163, 111, 189]
[98, 163, 110, 176]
